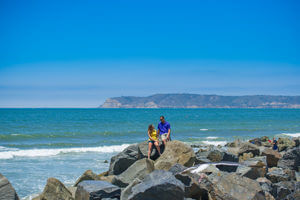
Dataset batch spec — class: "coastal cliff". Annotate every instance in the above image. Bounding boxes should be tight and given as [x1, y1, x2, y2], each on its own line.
[100, 94, 300, 108]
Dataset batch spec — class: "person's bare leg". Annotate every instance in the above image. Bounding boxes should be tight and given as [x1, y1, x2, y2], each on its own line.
[163, 139, 167, 146]
[154, 141, 161, 155]
[148, 142, 153, 159]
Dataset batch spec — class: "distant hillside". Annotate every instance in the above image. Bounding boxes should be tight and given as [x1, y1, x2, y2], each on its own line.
[99, 94, 300, 108]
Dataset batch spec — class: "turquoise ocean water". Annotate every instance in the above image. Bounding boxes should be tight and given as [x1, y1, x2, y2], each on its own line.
[0, 108, 300, 199]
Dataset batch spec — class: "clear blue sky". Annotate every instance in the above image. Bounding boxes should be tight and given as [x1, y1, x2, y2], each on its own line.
[0, 0, 299, 107]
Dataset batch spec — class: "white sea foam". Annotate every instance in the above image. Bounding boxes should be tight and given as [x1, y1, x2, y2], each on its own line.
[205, 136, 218, 139]
[0, 144, 130, 159]
[202, 140, 227, 146]
[200, 129, 208, 131]
[281, 133, 300, 137]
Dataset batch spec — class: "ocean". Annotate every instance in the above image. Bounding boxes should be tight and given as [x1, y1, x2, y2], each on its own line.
[0, 108, 300, 199]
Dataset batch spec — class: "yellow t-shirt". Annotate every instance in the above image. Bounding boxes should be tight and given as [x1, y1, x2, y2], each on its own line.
[148, 130, 157, 141]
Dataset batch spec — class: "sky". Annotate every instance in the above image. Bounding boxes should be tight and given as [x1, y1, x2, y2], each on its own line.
[0, 0, 299, 107]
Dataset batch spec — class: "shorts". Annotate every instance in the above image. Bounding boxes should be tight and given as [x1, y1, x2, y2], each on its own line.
[148, 140, 155, 144]
[159, 133, 168, 141]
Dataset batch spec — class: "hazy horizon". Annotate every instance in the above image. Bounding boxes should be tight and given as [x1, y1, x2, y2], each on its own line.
[1, 1, 299, 108]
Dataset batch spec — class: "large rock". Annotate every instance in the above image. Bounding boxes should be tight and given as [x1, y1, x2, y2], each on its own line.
[120, 178, 142, 200]
[112, 158, 154, 188]
[0, 173, 19, 200]
[256, 177, 273, 194]
[242, 156, 267, 177]
[174, 173, 206, 199]
[277, 137, 296, 152]
[154, 141, 195, 171]
[262, 149, 282, 167]
[199, 172, 265, 200]
[238, 142, 260, 157]
[271, 181, 299, 200]
[226, 139, 244, 148]
[74, 170, 100, 186]
[277, 147, 300, 171]
[266, 167, 294, 183]
[137, 141, 164, 160]
[127, 170, 185, 200]
[39, 178, 73, 200]
[75, 180, 121, 200]
[108, 144, 139, 175]
[169, 163, 188, 175]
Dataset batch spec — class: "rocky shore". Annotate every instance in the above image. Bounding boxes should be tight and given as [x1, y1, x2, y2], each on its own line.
[1, 136, 299, 200]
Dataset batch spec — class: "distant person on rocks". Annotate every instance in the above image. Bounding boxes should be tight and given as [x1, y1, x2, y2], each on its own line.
[157, 116, 171, 146]
[147, 124, 161, 159]
[272, 137, 278, 151]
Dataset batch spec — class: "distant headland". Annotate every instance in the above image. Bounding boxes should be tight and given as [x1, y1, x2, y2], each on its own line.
[99, 94, 300, 108]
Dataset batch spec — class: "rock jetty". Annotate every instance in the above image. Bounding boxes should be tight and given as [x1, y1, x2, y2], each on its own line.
[1, 136, 299, 200]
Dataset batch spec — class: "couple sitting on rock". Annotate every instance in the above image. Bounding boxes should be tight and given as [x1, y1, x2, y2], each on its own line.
[147, 116, 171, 159]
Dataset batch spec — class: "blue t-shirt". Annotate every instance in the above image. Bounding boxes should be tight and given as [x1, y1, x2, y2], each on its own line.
[157, 121, 170, 135]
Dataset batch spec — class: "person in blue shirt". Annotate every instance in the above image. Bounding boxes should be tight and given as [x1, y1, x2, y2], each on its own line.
[157, 116, 171, 146]
[272, 137, 278, 151]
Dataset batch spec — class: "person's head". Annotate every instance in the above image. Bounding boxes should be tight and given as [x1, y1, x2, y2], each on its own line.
[148, 124, 155, 132]
[160, 116, 165, 123]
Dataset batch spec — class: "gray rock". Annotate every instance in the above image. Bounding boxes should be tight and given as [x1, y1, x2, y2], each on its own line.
[296, 171, 300, 182]
[238, 142, 260, 157]
[112, 158, 154, 188]
[261, 148, 282, 167]
[169, 163, 188, 175]
[271, 181, 299, 200]
[108, 144, 139, 175]
[277, 137, 296, 152]
[174, 173, 206, 199]
[194, 156, 211, 165]
[75, 180, 121, 200]
[127, 170, 185, 200]
[120, 178, 142, 200]
[0, 173, 19, 200]
[196, 148, 238, 172]
[256, 177, 273, 194]
[237, 156, 267, 179]
[199, 172, 265, 200]
[74, 170, 100, 186]
[40, 178, 73, 200]
[293, 137, 300, 147]
[278, 147, 300, 171]
[266, 167, 293, 183]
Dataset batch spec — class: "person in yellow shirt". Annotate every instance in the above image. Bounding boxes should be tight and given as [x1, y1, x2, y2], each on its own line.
[147, 124, 161, 159]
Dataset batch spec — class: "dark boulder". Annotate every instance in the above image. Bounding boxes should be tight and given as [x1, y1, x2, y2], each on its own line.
[174, 173, 207, 199]
[169, 163, 188, 175]
[266, 167, 295, 183]
[112, 158, 154, 188]
[271, 181, 299, 200]
[277, 147, 300, 171]
[137, 141, 164, 160]
[238, 142, 260, 157]
[127, 170, 185, 200]
[108, 144, 139, 175]
[261, 149, 282, 168]
[75, 180, 121, 200]
[0, 173, 19, 200]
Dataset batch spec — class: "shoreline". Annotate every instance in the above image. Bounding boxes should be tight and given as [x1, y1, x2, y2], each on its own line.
[1, 135, 299, 200]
